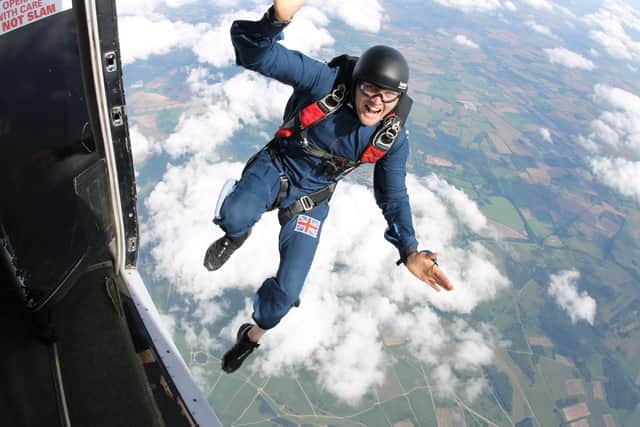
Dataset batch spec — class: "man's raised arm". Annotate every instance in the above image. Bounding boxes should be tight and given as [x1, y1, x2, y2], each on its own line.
[273, 0, 305, 22]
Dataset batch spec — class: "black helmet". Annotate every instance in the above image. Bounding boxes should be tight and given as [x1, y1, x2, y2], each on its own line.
[352, 45, 409, 93]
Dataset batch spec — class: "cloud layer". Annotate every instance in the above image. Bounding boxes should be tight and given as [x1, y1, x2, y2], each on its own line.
[584, 0, 640, 63]
[146, 157, 509, 403]
[124, 0, 519, 407]
[526, 20, 553, 37]
[545, 47, 596, 70]
[578, 84, 640, 203]
[137, 59, 510, 403]
[433, 0, 504, 14]
[455, 34, 480, 49]
[117, 0, 384, 67]
[548, 270, 597, 325]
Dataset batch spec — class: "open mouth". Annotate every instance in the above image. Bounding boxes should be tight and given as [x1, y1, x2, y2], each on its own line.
[365, 104, 382, 114]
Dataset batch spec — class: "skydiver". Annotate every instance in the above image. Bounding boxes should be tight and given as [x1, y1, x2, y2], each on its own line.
[204, 0, 454, 373]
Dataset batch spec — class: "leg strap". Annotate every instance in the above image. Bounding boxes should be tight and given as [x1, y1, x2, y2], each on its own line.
[272, 175, 289, 211]
[278, 182, 336, 226]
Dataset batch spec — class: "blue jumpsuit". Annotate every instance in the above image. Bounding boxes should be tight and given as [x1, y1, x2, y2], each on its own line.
[216, 13, 419, 330]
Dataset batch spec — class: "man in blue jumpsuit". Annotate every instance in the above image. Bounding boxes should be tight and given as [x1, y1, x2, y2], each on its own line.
[205, 0, 454, 373]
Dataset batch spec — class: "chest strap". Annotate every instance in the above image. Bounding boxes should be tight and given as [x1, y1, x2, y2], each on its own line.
[275, 84, 347, 139]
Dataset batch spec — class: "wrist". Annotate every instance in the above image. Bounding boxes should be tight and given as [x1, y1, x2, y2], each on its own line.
[266, 5, 292, 25]
[395, 249, 418, 266]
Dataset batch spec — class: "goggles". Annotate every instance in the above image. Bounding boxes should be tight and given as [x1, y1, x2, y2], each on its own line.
[358, 81, 402, 103]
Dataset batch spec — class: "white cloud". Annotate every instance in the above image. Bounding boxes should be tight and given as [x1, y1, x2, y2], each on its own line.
[118, 16, 208, 64]
[584, 0, 640, 63]
[144, 161, 509, 403]
[544, 47, 596, 70]
[119, 5, 337, 67]
[522, 0, 553, 11]
[433, 0, 503, 13]
[425, 175, 487, 233]
[191, 12, 252, 68]
[548, 270, 597, 325]
[504, 1, 517, 12]
[591, 157, 640, 202]
[540, 127, 553, 143]
[577, 84, 640, 202]
[520, 0, 575, 18]
[116, 0, 234, 17]
[454, 34, 480, 49]
[526, 20, 553, 36]
[162, 68, 290, 159]
[279, 7, 336, 54]
[308, 0, 385, 33]
[116, 0, 188, 17]
[192, 6, 335, 68]
[129, 125, 160, 164]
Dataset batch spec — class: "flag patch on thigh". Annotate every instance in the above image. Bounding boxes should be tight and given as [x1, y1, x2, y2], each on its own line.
[294, 215, 321, 238]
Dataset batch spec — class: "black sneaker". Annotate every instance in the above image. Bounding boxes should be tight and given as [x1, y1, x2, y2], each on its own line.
[203, 232, 250, 271]
[222, 323, 259, 373]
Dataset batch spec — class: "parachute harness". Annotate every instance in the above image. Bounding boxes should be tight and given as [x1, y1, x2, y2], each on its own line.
[267, 56, 412, 224]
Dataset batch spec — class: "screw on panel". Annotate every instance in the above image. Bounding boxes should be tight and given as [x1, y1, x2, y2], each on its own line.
[127, 237, 137, 252]
[104, 51, 117, 72]
[111, 106, 124, 127]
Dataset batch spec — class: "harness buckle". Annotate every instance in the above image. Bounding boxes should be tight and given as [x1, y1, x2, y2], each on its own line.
[318, 83, 347, 113]
[299, 195, 314, 212]
[372, 116, 401, 151]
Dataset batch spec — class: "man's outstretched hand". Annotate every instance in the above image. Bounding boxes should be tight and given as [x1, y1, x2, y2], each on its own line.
[406, 251, 454, 292]
[273, 0, 305, 22]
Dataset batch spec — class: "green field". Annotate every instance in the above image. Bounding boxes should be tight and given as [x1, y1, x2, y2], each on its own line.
[529, 219, 554, 240]
[428, 75, 462, 101]
[480, 196, 527, 234]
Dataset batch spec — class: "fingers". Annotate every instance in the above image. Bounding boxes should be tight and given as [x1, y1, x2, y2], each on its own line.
[418, 261, 442, 292]
[433, 265, 454, 291]
[426, 280, 441, 292]
[407, 251, 454, 292]
[423, 256, 453, 292]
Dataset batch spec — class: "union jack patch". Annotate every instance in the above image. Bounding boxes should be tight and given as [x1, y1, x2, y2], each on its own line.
[294, 215, 321, 238]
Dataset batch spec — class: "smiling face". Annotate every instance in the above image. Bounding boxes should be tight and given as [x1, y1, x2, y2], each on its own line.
[354, 81, 401, 127]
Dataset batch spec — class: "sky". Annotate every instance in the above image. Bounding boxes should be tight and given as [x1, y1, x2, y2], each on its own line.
[118, 0, 640, 406]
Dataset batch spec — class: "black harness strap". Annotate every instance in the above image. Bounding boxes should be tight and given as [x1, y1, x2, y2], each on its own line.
[267, 141, 289, 210]
[278, 182, 337, 226]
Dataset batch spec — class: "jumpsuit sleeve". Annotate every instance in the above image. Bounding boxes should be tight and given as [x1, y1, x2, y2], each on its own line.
[373, 130, 419, 262]
[230, 9, 335, 95]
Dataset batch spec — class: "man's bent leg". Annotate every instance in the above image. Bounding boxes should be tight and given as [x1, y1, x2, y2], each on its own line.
[205, 151, 281, 271]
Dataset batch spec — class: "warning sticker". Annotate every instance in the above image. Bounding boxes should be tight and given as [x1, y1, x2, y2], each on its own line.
[0, 0, 71, 36]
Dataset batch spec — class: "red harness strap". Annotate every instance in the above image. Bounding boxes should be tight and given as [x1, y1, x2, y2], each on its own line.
[274, 82, 405, 172]
[360, 145, 387, 163]
[276, 103, 398, 164]
[360, 112, 399, 163]
[299, 102, 327, 129]
[275, 96, 335, 139]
